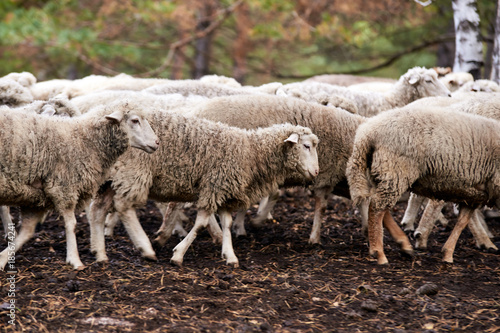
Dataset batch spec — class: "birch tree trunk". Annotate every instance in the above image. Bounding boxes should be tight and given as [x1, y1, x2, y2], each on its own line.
[452, 0, 483, 79]
[490, 0, 500, 83]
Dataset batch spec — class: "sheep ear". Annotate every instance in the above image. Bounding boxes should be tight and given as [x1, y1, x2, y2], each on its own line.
[105, 111, 123, 123]
[408, 75, 420, 85]
[284, 133, 299, 144]
[276, 88, 288, 97]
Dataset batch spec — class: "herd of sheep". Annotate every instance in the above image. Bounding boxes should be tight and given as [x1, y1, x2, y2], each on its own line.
[0, 66, 498, 271]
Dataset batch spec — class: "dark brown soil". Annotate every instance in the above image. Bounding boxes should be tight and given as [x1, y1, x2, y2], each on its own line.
[1, 190, 499, 333]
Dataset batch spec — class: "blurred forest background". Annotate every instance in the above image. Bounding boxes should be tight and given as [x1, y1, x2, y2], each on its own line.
[0, 0, 498, 85]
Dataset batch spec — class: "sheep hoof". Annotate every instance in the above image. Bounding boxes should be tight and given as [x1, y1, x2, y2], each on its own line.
[74, 265, 86, 271]
[486, 246, 498, 253]
[400, 248, 414, 258]
[226, 260, 239, 268]
[414, 231, 422, 239]
[143, 254, 158, 262]
[170, 258, 183, 267]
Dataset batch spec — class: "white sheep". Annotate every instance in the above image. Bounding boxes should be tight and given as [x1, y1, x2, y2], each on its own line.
[303, 73, 397, 86]
[398, 93, 500, 251]
[346, 106, 500, 264]
[199, 74, 242, 88]
[88, 108, 319, 268]
[154, 95, 405, 250]
[1, 71, 37, 88]
[71, 90, 208, 114]
[439, 72, 474, 92]
[455, 79, 500, 93]
[143, 80, 266, 98]
[0, 78, 34, 107]
[277, 67, 451, 117]
[0, 100, 159, 270]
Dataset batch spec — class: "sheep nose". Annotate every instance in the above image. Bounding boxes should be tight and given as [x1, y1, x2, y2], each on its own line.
[314, 169, 319, 176]
[155, 139, 160, 146]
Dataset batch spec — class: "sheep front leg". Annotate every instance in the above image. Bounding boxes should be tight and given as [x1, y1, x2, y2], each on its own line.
[1, 206, 13, 236]
[60, 209, 85, 270]
[309, 189, 329, 244]
[442, 207, 474, 263]
[219, 210, 239, 267]
[368, 204, 388, 265]
[119, 208, 157, 261]
[207, 214, 223, 244]
[0, 208, 46, 270]
[414, 199, 445, 249]
[400, 193, 424, 231]
[171, 209, 211, 266]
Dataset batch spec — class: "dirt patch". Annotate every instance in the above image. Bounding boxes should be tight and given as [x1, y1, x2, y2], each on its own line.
[1, 191, 499, 332]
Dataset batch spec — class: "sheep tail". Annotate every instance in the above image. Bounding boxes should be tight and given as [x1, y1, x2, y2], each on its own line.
[346, 138, 376, 208]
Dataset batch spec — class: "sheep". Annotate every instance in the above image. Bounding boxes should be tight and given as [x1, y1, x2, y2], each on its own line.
[87, 109, 319, 267]
[155, 95, 385, 247]
[70, 90, 208, 114]
[199, 74, 242, 88]
[439, 72, 474, 92]
[277, 67, 451, 117]
[455, 79, 500, 93]
[0, 100, 159, 270]
[303, 74, 397, 86]
[346, 105, 500, 264]
[397, 93, 500, 251]
[143, 80, 266, 98]
[1, 71, 37, 88]
[347, 81, 395, 93]
[0, 79, 34, 107]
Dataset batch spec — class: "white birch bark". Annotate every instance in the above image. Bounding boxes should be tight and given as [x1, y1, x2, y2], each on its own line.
[490, 0, 500, 83]
[452, 0, 483, 79]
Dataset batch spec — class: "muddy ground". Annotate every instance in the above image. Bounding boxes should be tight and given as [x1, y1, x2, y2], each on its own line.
[0, 190, 499, 333]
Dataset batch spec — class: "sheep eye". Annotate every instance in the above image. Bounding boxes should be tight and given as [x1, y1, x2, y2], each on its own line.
[131, 118, 140, 124]
[303, 144, 310, 150]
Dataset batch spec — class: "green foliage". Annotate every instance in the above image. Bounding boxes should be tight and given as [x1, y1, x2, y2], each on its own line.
[0, 0, 496, 82]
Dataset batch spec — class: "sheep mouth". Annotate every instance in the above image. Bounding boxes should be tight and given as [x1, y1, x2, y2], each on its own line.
[142, 144, 159, 154]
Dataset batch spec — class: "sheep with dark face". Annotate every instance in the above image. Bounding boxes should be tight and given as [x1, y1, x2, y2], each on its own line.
[0, 101, 159, 270]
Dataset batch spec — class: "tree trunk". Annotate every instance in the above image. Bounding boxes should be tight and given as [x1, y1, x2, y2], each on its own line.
[452, 0, 483, 79]
[192, 2, 217, 79]
[232, 2, 251, 84]
[490, 0, 500, 83]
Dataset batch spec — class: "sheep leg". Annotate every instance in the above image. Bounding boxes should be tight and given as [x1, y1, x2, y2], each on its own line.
[382, 211, 414, 257]
[467, 209, 497, 251]
[157, 201, 189, 237]
[442, 207, 474, 263]
[104, 212, 120, 237]
[414, 199, 446, 249]
[251, 190, 279, 227]
[0, 208, 46, 270]
[358, 198, 370, 236]
[476, 210, 493, 238]
[219, 210, 239, 267]
[1, 206, 13, 236]
[400, 193, 424, 232]
[88, 200, 111, 263]
[309, 189, 329, 244]
[60, 208, 85, 270]
[154, 202, 179, 247]
[118, 208, 157, 261]
[233, 209, 247, 237]
[367, 204, 388, 265]
[171, 209, 211, 266]
[207, 214, 223, 244]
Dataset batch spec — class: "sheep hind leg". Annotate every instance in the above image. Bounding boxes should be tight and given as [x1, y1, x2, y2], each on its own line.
[467, 209, 497, 251]
[171, 209, 211, 266]
[88, 200, 111, 263]
[232, 209, 247, 237]
[414, 199, 445, 249]
[104, 212, 120, 238]
[0, 208, 46, 270]
[119, 208, 157, 261]
[154, 202, 180, 247]
[251, 191, 279, 227]
[400, 193, 424, 232]
[309, 189, 330, 244]
[382, 211, 414, 257]
[442, 207, 475, 263]
[367, 205, 388, 265]
[60, 208, 85, 270]
[207, 214, 222, 244]
[219, 210, 239, 267]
